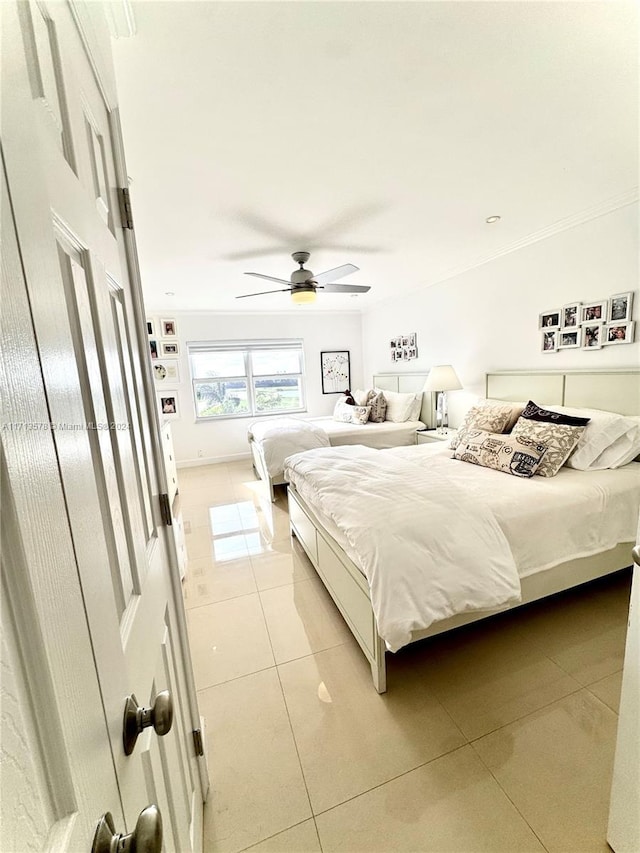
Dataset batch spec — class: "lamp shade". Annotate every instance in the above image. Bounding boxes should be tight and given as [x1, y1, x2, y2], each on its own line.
[423, 364, 462, 392]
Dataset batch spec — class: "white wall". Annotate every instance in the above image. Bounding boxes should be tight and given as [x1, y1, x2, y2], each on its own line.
[148, 311, 363, 464]
[362, 204, 639, 426]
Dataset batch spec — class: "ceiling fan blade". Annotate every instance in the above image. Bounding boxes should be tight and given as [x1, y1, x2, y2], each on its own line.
[313, 264, 359, 285]
[236, 288, 292, 299]
[320, 283, 371, 294]
[244, 272, 292, 285]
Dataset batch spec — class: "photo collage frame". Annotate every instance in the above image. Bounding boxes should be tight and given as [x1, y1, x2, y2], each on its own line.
[389, 333, 418, 362]
[539, 292, 635, 353]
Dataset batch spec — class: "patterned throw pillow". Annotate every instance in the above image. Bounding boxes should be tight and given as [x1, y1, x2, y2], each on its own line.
[511, 418, 585, 477]
[333, 399, 371, 425]
[366, 390, 387, 423]
[450, 403, 522, 450]
[453, 429, 548, 478]
[521, 400, 591, 427]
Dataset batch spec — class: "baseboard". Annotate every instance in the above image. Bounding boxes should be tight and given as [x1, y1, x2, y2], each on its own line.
[177, 451, 252, 468]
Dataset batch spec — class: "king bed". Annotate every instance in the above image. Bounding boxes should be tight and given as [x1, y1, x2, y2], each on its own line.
[285, 370, 640, 692]
[249, 372, 434, 499]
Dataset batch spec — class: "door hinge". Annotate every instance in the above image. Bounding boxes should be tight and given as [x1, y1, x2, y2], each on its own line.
[192, 728, 204, 757]
[159, 493, 172, 526]
[118, 187, 134, 229]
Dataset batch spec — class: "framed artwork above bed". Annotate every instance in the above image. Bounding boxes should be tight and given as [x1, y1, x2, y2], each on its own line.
[321, 350, 350, 394]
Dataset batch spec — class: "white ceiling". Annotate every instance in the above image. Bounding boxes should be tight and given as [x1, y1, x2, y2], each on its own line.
[111, 1, 638, 314]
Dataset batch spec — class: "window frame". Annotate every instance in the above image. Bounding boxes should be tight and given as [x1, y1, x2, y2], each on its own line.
[189, 339, 306, 421]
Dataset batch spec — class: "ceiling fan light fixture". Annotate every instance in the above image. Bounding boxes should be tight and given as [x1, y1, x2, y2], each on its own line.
[291, 288, 317, 305]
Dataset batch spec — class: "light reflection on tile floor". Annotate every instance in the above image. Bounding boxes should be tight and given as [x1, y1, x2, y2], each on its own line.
[180, 460, 631, 853]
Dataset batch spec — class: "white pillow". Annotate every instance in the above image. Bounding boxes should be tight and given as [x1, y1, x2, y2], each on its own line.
[375, 388, 419, 423]
[333, 399, 371, 425]
[407, 392, 423, 421]
[539, 405, 640, 470]
[587, 416, 640, 468]
[352, 388, 371, 407]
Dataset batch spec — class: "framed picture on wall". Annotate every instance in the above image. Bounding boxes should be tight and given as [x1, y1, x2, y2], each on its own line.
[160, 318, 177, 337]
[153, 360, 180, 383]
[561, 302, 581, 329]
[608, 292, 633, 323]
[604, 321, 634, 345]
[539, 311, 560, 330]
[581, 323, 603, 350]
[161, 342, 179, 357]
[149, 339, 159, 359]
[541, 330, 558, 353]
[158, 390, 179, 419]
[320, 350, 350, 394]
[146, 319, 155, 337]
[557, 329, 580, 349]
[581, 301, 608, 324]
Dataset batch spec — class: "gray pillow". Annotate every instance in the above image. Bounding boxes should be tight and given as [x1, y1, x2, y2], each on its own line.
[366, 390, 387, 423]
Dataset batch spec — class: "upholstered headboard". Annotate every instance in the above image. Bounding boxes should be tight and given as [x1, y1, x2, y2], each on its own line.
[372, 373, 434, 426]
[486, 370, 640, 417]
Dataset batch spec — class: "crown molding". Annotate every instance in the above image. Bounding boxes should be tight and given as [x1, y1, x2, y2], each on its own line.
[430, 188, 639, 289]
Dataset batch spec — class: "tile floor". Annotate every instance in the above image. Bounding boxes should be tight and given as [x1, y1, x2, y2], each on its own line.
[180, 459, 631, 853]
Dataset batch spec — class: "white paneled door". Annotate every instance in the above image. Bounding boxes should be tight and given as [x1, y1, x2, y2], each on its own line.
[1, 2, 206, 851]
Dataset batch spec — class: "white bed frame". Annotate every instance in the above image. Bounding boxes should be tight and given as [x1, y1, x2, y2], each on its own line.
[250, 372, 435, 500]
[288, 369, 640, 693]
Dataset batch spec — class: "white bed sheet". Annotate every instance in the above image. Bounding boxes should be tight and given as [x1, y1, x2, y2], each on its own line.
[249, 416, 424, 477]
[285, 443, 640, 650]
[313, 417, 425, 448]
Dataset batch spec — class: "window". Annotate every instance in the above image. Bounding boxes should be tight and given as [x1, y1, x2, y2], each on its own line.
[189, 339, 305, 420]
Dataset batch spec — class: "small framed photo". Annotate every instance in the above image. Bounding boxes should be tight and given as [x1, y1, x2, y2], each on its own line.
[558, 329, 580, 349]
[561, 302, 581, 329]
[149, 339, 159, 360]
[604, 321, 634, 345]
[394, 348, 404, 362]
[158, 391, 179, 419]
[146, 319, 155, 337]
[153, 360, 180, 383]
[581, 323, 603, 350]
[581, 300, 608, 324]
[161, 342, 179, 357]
[160, 318, 177, 338]
[541, 329, 558, 353]
[539, 311, 560, 330]
[608, 292, 633, 323]
[407, 346, 417, 359]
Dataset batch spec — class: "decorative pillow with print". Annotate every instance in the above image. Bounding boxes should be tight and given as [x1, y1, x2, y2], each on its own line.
[333, 399, 371, 425]
[521, 400, 591, 427]
[511, 418, 585, 477]
[450, 403, 522, 450]
[366, 390, 387, 423]
[453, 429, 548, 478]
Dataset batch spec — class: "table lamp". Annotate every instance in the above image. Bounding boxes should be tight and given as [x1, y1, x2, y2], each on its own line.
[423, 365, 462, 434]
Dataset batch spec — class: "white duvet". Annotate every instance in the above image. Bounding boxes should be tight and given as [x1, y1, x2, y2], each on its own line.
[248, 418, 330, 477]
[284, 445, 522, 652]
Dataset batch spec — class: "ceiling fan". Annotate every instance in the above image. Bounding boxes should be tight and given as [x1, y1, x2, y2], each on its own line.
[236, 252, 371, 304]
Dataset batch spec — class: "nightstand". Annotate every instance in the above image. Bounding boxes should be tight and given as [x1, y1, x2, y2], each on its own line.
[416, 429, 457, 445]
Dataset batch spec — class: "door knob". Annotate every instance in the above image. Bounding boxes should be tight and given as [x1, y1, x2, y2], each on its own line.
[92, 804, 162, 853]
[632, 545, 640, 567]
[123, 690, 173, 755]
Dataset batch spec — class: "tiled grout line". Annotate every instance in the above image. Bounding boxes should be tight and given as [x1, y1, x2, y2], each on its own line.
[250, 551, 320, 849]
[235, 818, 321, 853]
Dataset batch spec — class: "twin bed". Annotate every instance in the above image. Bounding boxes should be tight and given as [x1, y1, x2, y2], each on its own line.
[284, 370, 640, 692]
[248, 372, 434, 500]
